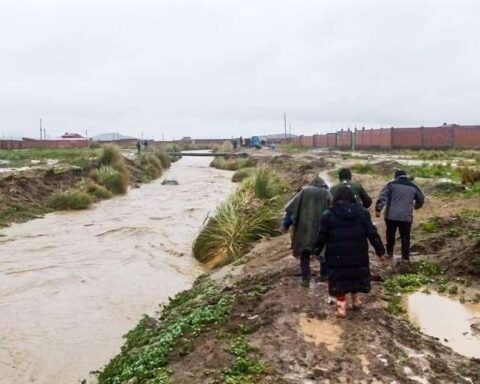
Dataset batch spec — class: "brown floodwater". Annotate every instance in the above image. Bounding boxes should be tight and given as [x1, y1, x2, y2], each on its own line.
[0, 154, 233, 384]
[406, 291, 480, 358]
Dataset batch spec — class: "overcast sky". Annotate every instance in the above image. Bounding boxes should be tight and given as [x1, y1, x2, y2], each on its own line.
[1, 0, 479, 140]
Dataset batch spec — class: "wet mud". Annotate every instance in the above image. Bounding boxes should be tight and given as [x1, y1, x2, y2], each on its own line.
[0, 155, 233, 384]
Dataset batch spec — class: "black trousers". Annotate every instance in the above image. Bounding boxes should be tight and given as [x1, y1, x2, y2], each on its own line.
[385, 219, 412, 260]
[300, 250, 327, 280]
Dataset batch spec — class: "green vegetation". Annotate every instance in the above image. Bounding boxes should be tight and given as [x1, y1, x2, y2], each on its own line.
[98, 279, 234, 384]
[193, 168, 284, 268]
[231, 168, 254, 183]
[85, 181, 113, 199]
[92, 166, 128, 195]
[421, 218, 439, 233]
[222, 336, 267, 384]
[141, 153, 163, 179]
[0, 204, 51, 228]
[385, 260, 442, 315]
[0, 147, 102, 168]
[350, 163, 375, 174]
[210, 156, 254, 171]
[155, 151, 171, 169]
[48, 189, 92, 210]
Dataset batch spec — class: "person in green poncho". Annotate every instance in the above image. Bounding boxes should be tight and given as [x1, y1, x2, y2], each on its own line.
[330, 168, 372, 208]
[283, 175, 332, 287]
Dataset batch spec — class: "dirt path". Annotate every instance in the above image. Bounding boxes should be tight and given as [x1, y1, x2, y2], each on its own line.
[0, 155, 233, 384]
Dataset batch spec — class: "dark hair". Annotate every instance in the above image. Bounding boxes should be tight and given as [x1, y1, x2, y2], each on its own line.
[332, 185, 356, 205]
[338, 168, 352, 181]
[394, 169, 407, 178]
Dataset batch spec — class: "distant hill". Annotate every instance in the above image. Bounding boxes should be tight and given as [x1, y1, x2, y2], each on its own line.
[92, 133, 138, 141]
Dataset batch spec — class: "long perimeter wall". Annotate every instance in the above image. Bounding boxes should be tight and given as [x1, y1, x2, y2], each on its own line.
[289, 125, 480, 150]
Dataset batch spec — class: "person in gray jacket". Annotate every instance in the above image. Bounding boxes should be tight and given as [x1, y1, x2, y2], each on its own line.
[375, 170, 425, 261]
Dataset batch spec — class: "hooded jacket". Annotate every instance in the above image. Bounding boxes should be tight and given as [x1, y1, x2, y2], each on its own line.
[330, 180, 372, 208]
[375, 175, 425, 222]
[284, 177, 332, 256]
[315, 202, 385, 295]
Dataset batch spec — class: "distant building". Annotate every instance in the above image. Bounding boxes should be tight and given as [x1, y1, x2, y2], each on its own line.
[61, 132, 84, 139]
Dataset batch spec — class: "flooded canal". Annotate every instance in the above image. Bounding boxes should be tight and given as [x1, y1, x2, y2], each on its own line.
[0, 155, 233, 384]
[406, 291, 480, 358]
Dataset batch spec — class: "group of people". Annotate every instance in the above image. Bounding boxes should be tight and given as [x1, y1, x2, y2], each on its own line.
[283, 167, 425, 317]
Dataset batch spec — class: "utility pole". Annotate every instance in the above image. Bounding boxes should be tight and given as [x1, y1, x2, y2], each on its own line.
[289, 122, 292, 137]
[85, 130, 88, 140]
[284, 112, 287, 139]
[40, 118, 43, 140]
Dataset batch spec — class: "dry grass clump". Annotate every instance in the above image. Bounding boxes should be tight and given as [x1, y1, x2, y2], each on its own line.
[141, 153, 163, 179]
[92, 165, 128, 195]
[85, 180, 113, 199]
[231, 168, 254, 182]
[48, 189, 92, 210]
[210, 156, 253, 171]
[193, 168, 283, 268]
[460, 167, 480, 185]
[155, 151, 171, 169]
[212, 140, 234, 153]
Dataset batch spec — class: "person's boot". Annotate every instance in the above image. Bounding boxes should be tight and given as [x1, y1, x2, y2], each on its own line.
[336, 299, 347, 318]
[352, 293, 363, 310]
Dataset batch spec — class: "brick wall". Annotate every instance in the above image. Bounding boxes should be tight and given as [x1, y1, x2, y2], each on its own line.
[313, 134, 328, 147]
[423, 126, 454, 148]
[299, 135, 314, 147]
[454, 126, 480, 149]
[326, 133, 337, 148]
[336, 130, 352, 149]
[391, 128, 423, 148]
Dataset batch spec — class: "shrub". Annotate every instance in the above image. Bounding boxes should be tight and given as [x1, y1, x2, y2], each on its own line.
[193, 188, 281, 268]
[242, 167, 283, 199]
[141, 153, 163, 179]
[460, 167, 480, 185]
[232, 168, 254, 183]
[92, 165, 128, 194]
[351, 163, 375, 174]
[99, 145, 122, 166]
[212, 140, 234, 153]
[155, 151, 171, 169]
[210, 156, 253, 171]
[86, 181, 113, 199]
[48, 190, 92, 210]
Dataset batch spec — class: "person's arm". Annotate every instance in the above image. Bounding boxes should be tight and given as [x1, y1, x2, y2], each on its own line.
[314, 212, 330, 255]
[363, 210, 386, 257]
[414, 185, 425, 210]
[282, 214, 294, 231]
[375, 183, 390, 216]
[358, 185, 372, 208]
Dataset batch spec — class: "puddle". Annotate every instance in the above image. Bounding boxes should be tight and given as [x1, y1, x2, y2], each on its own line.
[297, 313, 343, 351]
[0, 154, 234, 384]
[406, 291, 480, 358]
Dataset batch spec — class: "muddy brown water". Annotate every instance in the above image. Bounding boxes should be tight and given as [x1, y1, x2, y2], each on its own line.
[406, 291, 480, 358]
[0, 155, 233, 384]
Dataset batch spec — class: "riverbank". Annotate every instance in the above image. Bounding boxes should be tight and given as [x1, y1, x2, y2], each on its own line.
[0, 155, 234, 384]
[96, 149, 480, 384]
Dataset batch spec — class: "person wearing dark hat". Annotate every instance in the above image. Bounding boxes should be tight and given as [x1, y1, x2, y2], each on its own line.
[330, 168, 372, 208]
[375, 169, 425, 261]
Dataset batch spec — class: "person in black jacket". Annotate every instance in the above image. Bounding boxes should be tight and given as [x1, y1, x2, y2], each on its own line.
[315, 185, 385, 317]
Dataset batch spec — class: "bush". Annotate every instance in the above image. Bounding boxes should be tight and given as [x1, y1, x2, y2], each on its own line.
[242, 167, 283, 199]
[155, 151, 171, 169]
[99, 145, 122, 166]
[193, 188, 281, 268]
[92, 165, 128, 194]
[210, 156, 253, 171]
[141, 153, 163, 179]
[86, 181, 113, 199]
[232, 168, 254, 183]
[212, 140, 234, 153]
[48, 190, 92, 210]
[460, 167, 480, 185]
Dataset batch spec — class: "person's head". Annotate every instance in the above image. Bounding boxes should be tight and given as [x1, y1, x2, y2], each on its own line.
[338, 168, 352, 182]
[332, 185, 356, 206]
[394, 169, 407, 179]
[310, 175, 328, 189]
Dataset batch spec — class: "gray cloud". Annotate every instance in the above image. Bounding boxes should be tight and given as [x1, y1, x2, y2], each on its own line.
[1, 0, 479, 140]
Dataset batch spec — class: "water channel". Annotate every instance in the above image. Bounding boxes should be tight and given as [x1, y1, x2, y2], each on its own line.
[0, 155, 233, 384]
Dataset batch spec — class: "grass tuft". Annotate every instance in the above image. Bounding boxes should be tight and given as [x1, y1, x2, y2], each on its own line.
[92, 165, 128, 195]
[232, 168, 254, 183]
[48, 189, 92, 210]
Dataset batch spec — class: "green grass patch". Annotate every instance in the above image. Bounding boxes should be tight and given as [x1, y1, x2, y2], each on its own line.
[48, 189, 92, 210]
[222, 336, 267, 384]
[0, 147, 102, 168]
[350, 162, 375, 174]
[85, 181, 113, 199]
[408, 163, 459, 180]
[0, 204, 51, 227]
[384, 260, 442, 315]
[98, 279, 233, 384]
